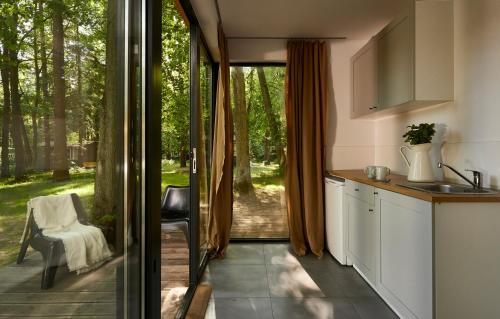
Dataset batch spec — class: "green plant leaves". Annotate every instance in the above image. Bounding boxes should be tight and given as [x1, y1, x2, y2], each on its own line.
[402, 123, 436, 145]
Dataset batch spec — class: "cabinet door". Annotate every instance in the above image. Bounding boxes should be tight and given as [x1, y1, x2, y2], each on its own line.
[351, 40, 378, 117]
[377, 14, 413, 108]
[377, 190, 432, 319]
[346, 194, 376, 285]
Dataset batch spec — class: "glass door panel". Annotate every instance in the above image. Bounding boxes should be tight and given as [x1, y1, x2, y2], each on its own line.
[0, 0, 143, 317]
[160, 0, 191, 317]
[198, 45, 212, 266]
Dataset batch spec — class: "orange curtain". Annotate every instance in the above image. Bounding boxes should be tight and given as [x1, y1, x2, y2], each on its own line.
[208, 23, 234, 257]
[285, 41, 328, 257]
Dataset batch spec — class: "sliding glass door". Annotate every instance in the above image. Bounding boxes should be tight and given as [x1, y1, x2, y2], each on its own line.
[158, 2, 214, 317]
[0, 0, 145, 317]
[189, 25, 213, 282]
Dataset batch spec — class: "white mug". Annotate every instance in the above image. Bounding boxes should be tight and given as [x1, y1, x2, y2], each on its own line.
[375, 166, 391, 181]
[364, 166, 376, 179]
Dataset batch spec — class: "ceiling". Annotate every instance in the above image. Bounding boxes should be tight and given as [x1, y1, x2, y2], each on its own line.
[217, 0, 408, 40]
[191, 0, 409, 62]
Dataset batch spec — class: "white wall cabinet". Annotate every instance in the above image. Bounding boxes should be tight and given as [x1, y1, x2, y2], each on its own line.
[351, 0, 453, 118]
[351, 40, 378, 117]
[376, 189, 433, 319]
[377, 14, 413, 109]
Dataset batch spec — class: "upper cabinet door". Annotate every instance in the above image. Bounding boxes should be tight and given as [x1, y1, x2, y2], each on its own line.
[351, 40, 378, 118]
[377, 14, 414, 109]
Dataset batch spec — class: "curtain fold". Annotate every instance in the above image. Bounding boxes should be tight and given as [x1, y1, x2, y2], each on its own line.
[207, 23, 234, 257]
[285, 41, 328, 257]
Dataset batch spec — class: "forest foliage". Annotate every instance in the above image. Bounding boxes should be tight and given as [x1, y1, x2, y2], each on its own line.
[0, 0, 286, 209]
[0, 0, 115, 222]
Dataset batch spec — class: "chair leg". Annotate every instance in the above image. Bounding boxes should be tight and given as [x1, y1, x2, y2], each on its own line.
[41, 244, 61, 290]
[41, 264, 58, 290]
[16, 241, 30, 264]
[180, 222, 189, 250]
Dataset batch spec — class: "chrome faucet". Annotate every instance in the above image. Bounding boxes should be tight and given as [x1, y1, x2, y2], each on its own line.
[438, 162, 483, 189]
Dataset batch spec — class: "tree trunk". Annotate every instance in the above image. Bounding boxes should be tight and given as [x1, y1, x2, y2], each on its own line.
[51, 0, 69, 180]
[94, 0, 117, 219]
[232, 67, 253, 194]
[8, 12, 27, 180]
[179, 146, 188, 168]
[76, 27, 85, 164]
[39, 0, 51, 171]
[263, 132, 270, 165]
[1, 49, 11, 178]
[257, 67, 284, 166]
[22, 121, 33, 168]
[33, 7, 40, 169]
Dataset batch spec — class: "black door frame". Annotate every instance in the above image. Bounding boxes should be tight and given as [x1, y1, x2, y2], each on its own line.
[145, 0, 162, 316]
[145, 0, 217, 317]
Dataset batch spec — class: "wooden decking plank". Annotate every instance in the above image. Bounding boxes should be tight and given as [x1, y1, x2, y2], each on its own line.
[0, 302, 116, 317]
[0, 292, 114, 304]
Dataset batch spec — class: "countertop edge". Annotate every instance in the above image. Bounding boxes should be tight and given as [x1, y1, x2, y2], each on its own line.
[326, 170, 500, 203]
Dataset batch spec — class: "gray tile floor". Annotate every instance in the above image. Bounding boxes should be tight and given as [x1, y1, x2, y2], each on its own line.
[203, 243, 398, 319]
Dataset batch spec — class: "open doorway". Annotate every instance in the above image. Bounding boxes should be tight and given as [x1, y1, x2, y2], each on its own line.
[230, 65, 289, 239]
[160, 0, 190, 317]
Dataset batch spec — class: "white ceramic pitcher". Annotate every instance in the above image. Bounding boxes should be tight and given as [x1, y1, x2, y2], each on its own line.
[399, 143, 435, 182]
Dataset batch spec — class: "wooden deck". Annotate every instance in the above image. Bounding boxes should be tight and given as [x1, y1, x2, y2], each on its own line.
[0, 230, 189, 319]
[0, 253, 118, 318]
[231, 188, 289, 239]
[161, 230, 189, 319]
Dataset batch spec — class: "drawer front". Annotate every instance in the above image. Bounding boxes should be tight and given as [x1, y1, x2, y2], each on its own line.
[345, 180, 375, 205]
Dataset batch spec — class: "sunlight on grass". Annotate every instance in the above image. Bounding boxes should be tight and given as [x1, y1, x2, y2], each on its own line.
[161, 160, 190, 190]
[250, 162, 284, 189]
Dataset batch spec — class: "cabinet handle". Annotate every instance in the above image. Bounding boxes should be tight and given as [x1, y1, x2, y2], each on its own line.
[369, 106, 378, 110]
[374, 191, 378, 195]
[368, 209, 374, 212]
[354, 188, 359, 192]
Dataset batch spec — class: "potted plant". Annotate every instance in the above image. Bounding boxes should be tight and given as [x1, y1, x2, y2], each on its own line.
[400, 123, 436, 182]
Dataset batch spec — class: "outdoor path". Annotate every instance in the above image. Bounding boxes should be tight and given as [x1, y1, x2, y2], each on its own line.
[232, 188, 289, 239]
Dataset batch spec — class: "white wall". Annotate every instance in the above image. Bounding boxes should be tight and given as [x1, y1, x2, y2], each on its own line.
[326, 40, 375, 170]
[373, 0, 500, 188]
[227, 38, 377, 170]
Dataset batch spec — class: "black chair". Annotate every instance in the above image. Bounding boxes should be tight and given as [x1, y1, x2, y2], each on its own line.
[161, 185, 190, 246]
[17, 193, 92, 289]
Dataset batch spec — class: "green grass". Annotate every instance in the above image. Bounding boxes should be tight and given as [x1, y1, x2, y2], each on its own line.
[250, 162, 284, 190]
[161, 160, 190, 190]
[0, 169, 95, 266]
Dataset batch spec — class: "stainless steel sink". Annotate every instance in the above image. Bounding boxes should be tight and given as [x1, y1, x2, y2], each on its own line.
[397, 182, 498, 195]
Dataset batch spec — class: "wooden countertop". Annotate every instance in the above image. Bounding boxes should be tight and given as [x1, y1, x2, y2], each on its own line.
[327, 170, 500, 203]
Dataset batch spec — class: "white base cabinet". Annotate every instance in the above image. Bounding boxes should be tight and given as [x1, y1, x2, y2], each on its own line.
[346, 194, 377, 286]
[376, 189, 433, 319]
[340, 176, 500, 319]
[345, 180, 377, 287]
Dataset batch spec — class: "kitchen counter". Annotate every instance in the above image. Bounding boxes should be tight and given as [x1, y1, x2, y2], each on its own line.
[327, 170, 500, 203]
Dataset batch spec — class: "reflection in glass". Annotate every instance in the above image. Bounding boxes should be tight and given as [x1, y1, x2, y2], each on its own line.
[160, 0, 190, 317]
[198, 45, 212, 265]
[0, 0, 142, 317]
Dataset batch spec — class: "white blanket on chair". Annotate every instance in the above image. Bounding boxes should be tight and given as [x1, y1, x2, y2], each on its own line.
[27, 194, 112, 274]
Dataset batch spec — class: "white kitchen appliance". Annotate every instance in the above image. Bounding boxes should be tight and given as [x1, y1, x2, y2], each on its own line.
[325, 176, 351, 265]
